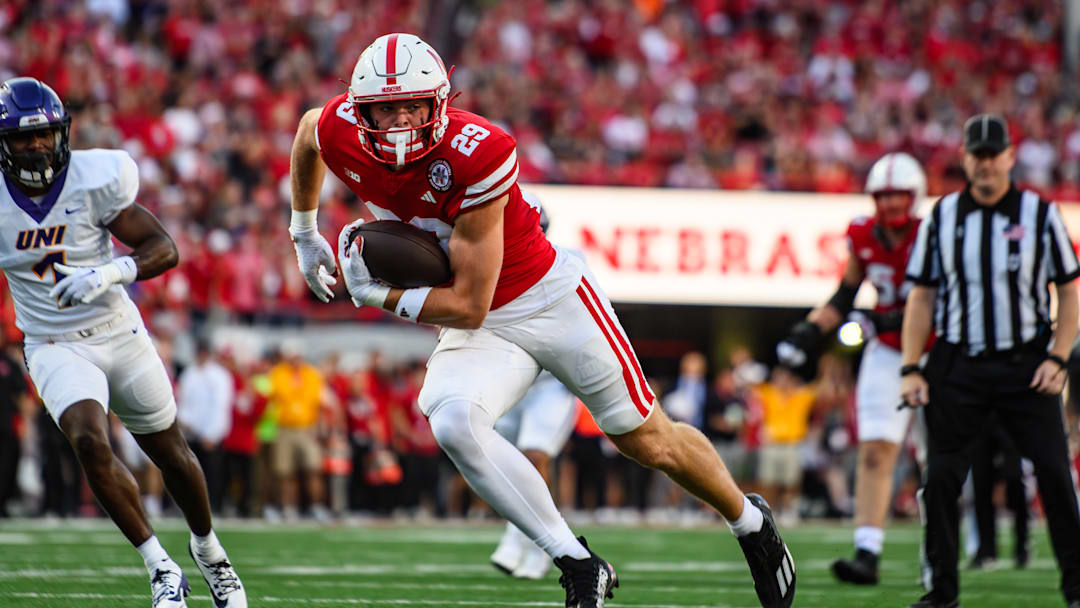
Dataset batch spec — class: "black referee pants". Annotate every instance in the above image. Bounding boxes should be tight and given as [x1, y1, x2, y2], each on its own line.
[969, 417, 1028, 562]
[921, 340, 1080, 602]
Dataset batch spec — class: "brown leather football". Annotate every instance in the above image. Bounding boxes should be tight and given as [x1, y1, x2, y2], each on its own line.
[347, 220, 451, 288]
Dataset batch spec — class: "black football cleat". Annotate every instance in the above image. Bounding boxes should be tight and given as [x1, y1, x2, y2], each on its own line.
[737, 494, 795, 608]
[907, 592, 960, 608]
[553, 537, 618, 608]
[831, 548, 879, 585]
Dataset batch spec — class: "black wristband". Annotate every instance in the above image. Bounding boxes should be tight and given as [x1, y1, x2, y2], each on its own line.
[1046, 353, 1067, 371]
[827, 283, 859, 317]
[900, 364, 922, 377]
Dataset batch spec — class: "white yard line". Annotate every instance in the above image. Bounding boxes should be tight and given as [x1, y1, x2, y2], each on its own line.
[263, 563, 497, 575]
[0, 558, 1056, 580]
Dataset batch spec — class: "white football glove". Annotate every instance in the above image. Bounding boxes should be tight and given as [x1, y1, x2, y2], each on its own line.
[49, 257, 137, 307]
[337, 219, 390, 308]
[289, 226, 338, 303]
[775, 340, 808, 368]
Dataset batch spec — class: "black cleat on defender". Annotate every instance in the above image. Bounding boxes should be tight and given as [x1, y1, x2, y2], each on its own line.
[831, 548, 880, 585]
[737, 494, 796, 608]
[553, 537, 618, 608]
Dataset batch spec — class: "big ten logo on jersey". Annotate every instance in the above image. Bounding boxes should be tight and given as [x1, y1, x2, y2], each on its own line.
[16, 225, 66, 250]
[450, 123, 489, 157]
[866, 262, 910, 307]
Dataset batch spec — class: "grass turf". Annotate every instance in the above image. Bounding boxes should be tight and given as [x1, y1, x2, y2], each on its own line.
[0, 518, 1061, 607]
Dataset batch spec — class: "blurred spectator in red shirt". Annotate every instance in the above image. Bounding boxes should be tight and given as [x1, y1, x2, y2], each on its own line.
[390, 363, 443, 518]
[342, 355, 398, 514]
[221, 350, 269, 518]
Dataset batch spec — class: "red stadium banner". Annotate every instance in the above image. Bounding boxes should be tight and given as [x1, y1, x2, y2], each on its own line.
[530, 185, 1080, 307]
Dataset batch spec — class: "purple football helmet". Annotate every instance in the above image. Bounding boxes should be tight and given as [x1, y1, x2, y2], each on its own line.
[0, 77, 71, 189]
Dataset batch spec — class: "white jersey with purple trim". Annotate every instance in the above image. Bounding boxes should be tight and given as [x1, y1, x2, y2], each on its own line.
[0, 149, 140, 336]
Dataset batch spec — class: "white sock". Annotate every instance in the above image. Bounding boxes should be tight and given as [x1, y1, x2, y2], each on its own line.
[854, 526, 884, 555]
[136, 535, 170, 572]
[191, 529, 226, 562]
[726, 495, 764, 537]
[429, 401, 589, 560]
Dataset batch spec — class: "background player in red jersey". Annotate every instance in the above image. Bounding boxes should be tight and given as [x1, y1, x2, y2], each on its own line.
[288, 33, 794, 608]
[777, 152, 927, 585]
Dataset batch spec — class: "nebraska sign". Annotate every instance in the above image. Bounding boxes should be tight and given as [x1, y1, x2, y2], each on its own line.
[528, 185, 1080, 307]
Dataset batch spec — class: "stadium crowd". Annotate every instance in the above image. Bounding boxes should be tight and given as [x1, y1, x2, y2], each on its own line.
[0, 0, 1074, 328]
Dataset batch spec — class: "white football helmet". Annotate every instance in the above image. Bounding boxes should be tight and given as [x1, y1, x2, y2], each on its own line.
[865, 152, 926, 229]
[348, 33, 453, 166]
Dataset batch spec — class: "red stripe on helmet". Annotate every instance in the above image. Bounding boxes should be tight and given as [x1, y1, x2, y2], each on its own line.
[426, 49, 446, 75]
[385, 34, 399, 86]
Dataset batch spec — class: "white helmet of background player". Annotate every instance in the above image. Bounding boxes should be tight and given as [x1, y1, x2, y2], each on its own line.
[349, 33, 453, 166]
[865, 152, 926, 229]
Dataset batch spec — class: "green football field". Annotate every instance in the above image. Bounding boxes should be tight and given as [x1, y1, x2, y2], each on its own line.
[0, 518, 1062, 607]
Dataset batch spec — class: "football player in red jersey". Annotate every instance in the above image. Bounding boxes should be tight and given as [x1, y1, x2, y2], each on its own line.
[288, 33, 794, 608]
[777, 152, 928, 585]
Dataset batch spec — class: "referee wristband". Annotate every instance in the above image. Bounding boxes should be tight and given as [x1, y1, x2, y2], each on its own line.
[1045, 353, 1068, 371]
[900, 364, 922, 377]
[394, 287, 432, 323]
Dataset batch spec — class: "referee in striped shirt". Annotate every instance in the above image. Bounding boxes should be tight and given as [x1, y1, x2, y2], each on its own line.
[899, 114, 1080, 608]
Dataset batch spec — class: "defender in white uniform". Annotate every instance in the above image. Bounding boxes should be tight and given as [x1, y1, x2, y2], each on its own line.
[0, 77, 246, 608]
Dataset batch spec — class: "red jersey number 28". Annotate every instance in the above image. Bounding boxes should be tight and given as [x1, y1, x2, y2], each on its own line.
[451, 124, 489, 157]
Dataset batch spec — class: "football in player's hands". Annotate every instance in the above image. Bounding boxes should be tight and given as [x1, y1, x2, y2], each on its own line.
[344, 220, 452, 288]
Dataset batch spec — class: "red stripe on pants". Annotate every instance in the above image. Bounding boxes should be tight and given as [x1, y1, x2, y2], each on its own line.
[576, 285, 650, 418]
[581, 278, 655, 404]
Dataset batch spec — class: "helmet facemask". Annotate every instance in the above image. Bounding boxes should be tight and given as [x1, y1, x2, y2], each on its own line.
[355, 96, 443, 167]
[872, 190, 916, 230]
[0, 118, 71, 190]
[0, 77, 72, 191]
[347, 33, 455, 167]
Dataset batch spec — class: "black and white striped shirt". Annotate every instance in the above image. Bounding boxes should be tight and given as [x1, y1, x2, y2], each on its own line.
[905, 185, 1080, 355]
